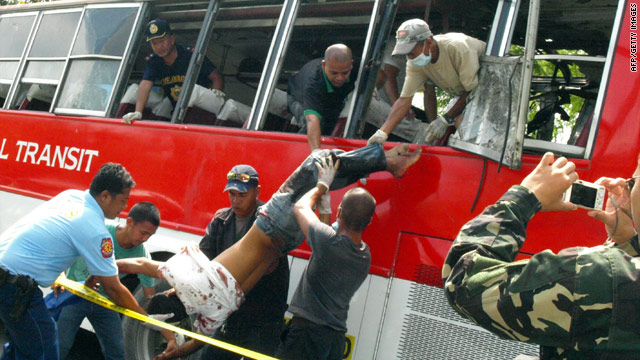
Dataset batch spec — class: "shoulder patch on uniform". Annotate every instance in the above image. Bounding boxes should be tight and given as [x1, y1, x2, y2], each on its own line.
[101, 238, 114, 258]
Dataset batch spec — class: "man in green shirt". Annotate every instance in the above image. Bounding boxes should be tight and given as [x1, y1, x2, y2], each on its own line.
[56, 202, 160, 360]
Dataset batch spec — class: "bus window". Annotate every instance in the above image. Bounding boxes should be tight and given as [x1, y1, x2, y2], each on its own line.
[267, 8, 373, 137]
[525, 53, 606, 151]
[10, 10, 82, 112]
[258, 1, 393, 139]
[115, 2, 281, 127]
[56, 6, 138, 115]
[449, 0, 616, 168]
[0, 13, 36, 108]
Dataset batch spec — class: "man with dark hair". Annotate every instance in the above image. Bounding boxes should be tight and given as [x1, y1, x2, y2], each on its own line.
[287, 44, 357, 151]
[443, 152, 640, 358]
[121, 19, 225, 123]
[89, 162, 136, 199]
[0, 163, 175, 359]
[56, 201, 161, 360]
[118, 144, 420, 359]
[275, 184, 374, 360]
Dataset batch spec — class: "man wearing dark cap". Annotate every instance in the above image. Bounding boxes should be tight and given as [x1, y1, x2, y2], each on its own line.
[121, 19, 225, 123]
[287, 44, 358, 151]
[147, 165, 290, 359]
[368, 19, 485, 145]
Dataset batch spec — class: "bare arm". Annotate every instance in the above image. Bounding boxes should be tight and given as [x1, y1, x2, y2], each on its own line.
[135, 80, 154, 113]
[424, 84, 437, 121]
[447, 91, 470, 128]
[154, 339, 204, 360]
[143, 286, 156, 304]
[305, 113, 322, 151]
[380, 96, 413, 135]
[99, 274, 175, 350]
[383, 64, 401, 104]
[293, 184, 327, 238]
[117, 258, 164, 279]
[99, 275, 146, 313]
[208, 69, 225, 91]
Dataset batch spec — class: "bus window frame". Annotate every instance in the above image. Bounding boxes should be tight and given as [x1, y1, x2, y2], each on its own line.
[1, 11, 40, 110]
[53, 2, 144, 117]
[6, 7, 83, 112]
[522, 0, 625, 161]
[0, 12, 38, 101]
[0, 3, 144, 117]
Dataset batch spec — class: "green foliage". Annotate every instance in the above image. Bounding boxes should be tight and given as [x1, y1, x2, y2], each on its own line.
[511, 44, 592, 143]
[0, 0, 49, 5]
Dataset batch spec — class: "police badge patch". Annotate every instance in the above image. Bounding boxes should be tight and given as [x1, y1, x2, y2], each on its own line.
[101, 238, 114, 258]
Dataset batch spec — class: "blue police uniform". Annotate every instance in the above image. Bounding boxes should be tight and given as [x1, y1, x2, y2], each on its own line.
[0, 189, 117, 359]
[142, 44, 217, 106]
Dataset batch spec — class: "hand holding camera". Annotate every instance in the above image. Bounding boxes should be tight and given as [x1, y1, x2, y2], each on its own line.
[521, 152, 578, 212]
[586, 177, 635, 244]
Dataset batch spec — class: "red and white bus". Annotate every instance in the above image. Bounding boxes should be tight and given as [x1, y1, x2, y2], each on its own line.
[0, 0, 637, 358]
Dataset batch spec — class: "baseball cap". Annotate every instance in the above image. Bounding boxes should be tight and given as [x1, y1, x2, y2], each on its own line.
[146, 19, 172, 42]
[224, 165, 259, 193]
[392, 19, 433, 56]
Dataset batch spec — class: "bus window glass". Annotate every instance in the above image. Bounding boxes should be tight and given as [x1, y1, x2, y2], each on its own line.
[57, 60, 119, 112]
[10, 10, 82, 112]
[55, 6, 139, 114]
[23, 61, 64, 81]
[0, 63, 20, 82]
[0, 14, 35, 106]
[71, 7, 137, 57]
[0, 15, 34, 58]
[29, 12, 81, 58]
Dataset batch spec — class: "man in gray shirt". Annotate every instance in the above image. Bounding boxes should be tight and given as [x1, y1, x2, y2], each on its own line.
[276, 158, 373, 360]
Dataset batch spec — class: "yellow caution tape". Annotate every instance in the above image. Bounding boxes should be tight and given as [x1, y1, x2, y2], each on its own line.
[55, 276, 278, 360]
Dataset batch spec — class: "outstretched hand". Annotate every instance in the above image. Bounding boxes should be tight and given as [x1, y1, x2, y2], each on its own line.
[587, 177, 635, 243]
[520, 152, 578, 212]
[153, 338, 179, 360]
[316, 155, 340, 191]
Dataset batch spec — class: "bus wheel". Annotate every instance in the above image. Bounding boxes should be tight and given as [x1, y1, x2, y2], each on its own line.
[122, 279, 202, 360]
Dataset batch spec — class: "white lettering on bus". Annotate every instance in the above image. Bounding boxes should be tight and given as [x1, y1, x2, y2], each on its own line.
[0, 139, 7, 160]
[12, 140, 99, 172]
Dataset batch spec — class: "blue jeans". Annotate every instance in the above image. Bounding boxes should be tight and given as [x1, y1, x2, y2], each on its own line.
[256, 144, 387, 253]
[0, 285, 59, 360]
[56, 299, 124, 360]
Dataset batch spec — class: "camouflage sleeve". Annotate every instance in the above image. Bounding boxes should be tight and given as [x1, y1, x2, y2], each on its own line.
[443, 187, 640, 356]
[612, 234, 640, 257]
[442, 185, 541, 281]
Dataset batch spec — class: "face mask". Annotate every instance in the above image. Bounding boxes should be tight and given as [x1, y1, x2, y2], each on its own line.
[331, 220, 339, 231]
[408, 49, 432, 67]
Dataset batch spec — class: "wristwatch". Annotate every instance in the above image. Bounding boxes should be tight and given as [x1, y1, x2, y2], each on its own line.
[443, 113, 454, 124]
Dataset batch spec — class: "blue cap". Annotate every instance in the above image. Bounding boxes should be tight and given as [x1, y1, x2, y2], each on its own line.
[224, 165, 259, 193]
[146, 19, 172, 42]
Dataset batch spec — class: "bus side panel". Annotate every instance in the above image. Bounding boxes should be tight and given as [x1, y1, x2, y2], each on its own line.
[375, 233, 539, 359]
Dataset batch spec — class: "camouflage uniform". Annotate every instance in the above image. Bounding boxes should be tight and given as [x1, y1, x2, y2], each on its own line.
[442, 185, 640, 359]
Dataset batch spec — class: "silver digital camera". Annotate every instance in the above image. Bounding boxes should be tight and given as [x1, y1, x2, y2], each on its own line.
[563, 180, 605, 210]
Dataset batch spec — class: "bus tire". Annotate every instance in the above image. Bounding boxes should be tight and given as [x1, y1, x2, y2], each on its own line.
[122, 254, 202, 360]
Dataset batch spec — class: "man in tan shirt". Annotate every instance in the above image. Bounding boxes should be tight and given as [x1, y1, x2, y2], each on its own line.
[368, 19, 485, 145]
